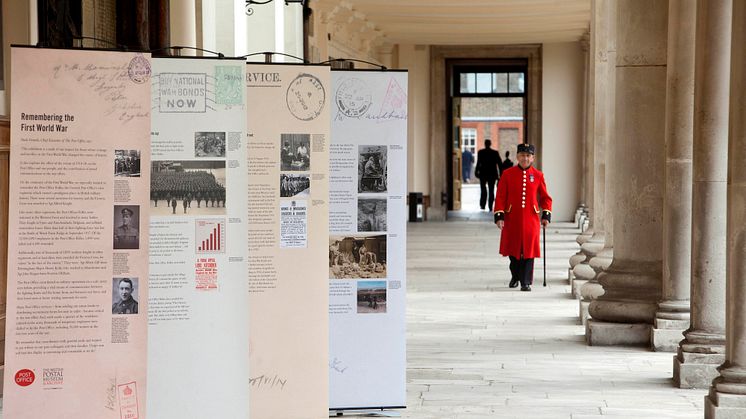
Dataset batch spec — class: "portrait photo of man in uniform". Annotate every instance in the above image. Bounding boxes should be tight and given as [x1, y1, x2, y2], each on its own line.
[113, 205, 140, 249]
[112, 277, 139, 314]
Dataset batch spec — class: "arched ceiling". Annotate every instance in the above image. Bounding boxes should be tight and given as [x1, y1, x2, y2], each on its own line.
[314, 0, 591, 45]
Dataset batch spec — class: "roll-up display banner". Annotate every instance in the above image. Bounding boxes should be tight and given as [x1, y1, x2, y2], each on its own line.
[328, 70, 409, 411]
[147, 57, 250, 419]
[246, 63, 331, 419]
[5, 47, 152, 418]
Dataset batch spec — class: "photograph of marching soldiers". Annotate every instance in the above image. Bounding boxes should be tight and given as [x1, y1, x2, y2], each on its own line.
[280, 133, 311, 171]
[194, 131, 226, 158]
[280, 173, 311, 198]
[357, 198, 387, 232]
[150, 160, 227, 216]
[114, 150, 141, 177]
[358, 145, 387, 193]
[329, 234, 387, 279]
[357, 281, 387, 314]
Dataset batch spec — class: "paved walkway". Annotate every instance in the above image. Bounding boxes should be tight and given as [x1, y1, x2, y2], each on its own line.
[404, 217, 706, 419]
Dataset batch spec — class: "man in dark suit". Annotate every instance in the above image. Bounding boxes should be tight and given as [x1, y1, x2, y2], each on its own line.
[474, 139, 502, 211]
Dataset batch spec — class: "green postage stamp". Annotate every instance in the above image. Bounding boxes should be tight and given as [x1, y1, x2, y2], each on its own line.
[215, 65, 244, 105]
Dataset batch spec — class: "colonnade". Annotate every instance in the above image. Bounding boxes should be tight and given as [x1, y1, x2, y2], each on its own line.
[571, 0, 746, 416]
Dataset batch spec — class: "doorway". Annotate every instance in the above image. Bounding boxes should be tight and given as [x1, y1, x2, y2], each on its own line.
[448, 60, 528, 217]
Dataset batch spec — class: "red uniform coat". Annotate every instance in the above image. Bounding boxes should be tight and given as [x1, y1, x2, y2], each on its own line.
[493, 165, 552, 259]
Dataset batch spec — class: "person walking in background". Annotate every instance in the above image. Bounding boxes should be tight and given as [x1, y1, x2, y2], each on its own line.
[474, 139, 502, 211]
[494, 144, 552, 292]
[501, 150, 514, 175]
[462, 148, 474, 183]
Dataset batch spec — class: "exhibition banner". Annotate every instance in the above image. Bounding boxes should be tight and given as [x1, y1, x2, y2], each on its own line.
[329, 70, 408, 410]
[246, 63, 330, 418]
[5, 47, 151, 418]
[147, 57, 250, 418]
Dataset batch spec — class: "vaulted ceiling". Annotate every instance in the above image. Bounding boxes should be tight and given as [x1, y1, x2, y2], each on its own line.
[315, 0, 591, 46]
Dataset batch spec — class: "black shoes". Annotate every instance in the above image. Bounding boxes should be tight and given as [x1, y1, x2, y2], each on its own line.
[509, 278, 519, 288]
[520, 285, 531, 292]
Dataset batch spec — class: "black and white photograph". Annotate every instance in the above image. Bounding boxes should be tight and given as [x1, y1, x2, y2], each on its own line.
[358, 145, 387, 193]
[112, 277, 139, 314]
[357, 197, 387, 232]
[114, 150, 141, 177]
[195, 131, 226, 157]
[113, 205, 140, 249]
[280, 133, 311, 171]
[329, 234, 387, 279]
[150, 160, 227, 216]
[280, 173, 311, 198]
[357, 281, 387, 314]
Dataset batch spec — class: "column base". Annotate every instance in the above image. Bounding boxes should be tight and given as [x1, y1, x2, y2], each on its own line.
[674, 349, 724, 389]
[579, 299, 590, 326]
[572, 279, 588, 300]
[651, 318, 688, 352]
[705, 388, 746, 418]
[585, 319, 651, 346]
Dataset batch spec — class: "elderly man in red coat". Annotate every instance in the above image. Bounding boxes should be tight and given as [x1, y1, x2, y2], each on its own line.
[493, 144, 552, 291]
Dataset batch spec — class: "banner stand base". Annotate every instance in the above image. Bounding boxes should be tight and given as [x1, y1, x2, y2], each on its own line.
[330, 409, 401, 417]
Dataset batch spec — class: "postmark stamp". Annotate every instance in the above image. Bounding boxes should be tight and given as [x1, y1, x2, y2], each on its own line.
[336, 78, 372, 118]
[117, 381, 140, 419]
[215, 65, 244, 105]
[378, 77, 407, 119]
[157, 73, 208, 113]
[127, 54, 151, 84]
[286, 73, 326, 121]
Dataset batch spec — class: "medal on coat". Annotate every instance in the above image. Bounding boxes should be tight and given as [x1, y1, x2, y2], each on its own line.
[529, 174, 535, 182]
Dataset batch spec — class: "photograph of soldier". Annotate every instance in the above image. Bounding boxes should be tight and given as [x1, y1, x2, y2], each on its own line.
[113, 205, 140, 249]
[114, 150, 141, 177]
[150, 160, 227, 216]
[112, 277, 139, 314]
[357, 198, 387, 232]
[358, 145, 387, 193]
[280, 133, 311, 171]
[194, 132, 226, 157]
[280, 173, 311, 198]
[329, 234, 387, 279]
[357, 280, 387, 314]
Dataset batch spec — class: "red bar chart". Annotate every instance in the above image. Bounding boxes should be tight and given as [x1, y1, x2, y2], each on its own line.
[196, 219, 226, 253]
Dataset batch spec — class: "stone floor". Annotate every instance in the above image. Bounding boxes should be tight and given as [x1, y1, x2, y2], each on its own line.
[402, 213, 707, 419]
[0, 184, 708, 418]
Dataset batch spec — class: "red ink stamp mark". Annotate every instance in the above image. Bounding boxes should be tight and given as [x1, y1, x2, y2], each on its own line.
[15, 369, 35, 387]
[118, 381, 140, 419]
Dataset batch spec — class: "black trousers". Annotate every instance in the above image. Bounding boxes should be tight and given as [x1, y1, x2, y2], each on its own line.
[479, 177, 496, 210]
[509, 256, 535, 287]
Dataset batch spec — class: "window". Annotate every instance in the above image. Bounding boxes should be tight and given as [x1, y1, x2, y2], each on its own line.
[461, 128, 477, 154]
[456, 71, 525, 95]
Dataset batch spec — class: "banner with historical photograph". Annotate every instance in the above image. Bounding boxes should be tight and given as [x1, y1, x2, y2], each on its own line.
[246, 64, 330, 418]
[5, 47, 151, 418]
[147, 57, 250, 418]
[329, 70, 408, 410]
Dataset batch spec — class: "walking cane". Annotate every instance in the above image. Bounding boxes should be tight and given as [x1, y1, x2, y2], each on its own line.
[542, 225, 547, 287]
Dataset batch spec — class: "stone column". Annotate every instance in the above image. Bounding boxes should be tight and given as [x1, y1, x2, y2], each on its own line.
[577, 31, 590, 220]
[706, 2, 746, 414]
[652, 0, 696, 353]
[569, 29, 596, 297]
[589, 0, 618, 308]
[579, 0, 612, 325]
[586, 0, 667, 346]
[170, 0, 197, 55]
[674, 0, 732, 389]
